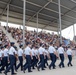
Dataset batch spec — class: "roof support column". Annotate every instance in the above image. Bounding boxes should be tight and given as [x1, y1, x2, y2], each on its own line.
[58, 0, 62, 44]
[73, 24, 75, 42]
[23, 0, 26, 47]
[57, 20, 59, 36]
[6, 4, 9, 34]
[37, 13, 38, 38]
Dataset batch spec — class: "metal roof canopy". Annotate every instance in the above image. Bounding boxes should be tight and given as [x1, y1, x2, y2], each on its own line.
[0, 0, 76, 31]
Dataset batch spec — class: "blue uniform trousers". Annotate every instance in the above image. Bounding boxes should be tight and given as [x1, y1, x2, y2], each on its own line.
[68, 55, 72, 66]
[0, 57, 8, 71]
[16, 56, 23, 70]
[44, 55, 48, 67]
[5, 55, 15, 74]
[38, 54, 44, 70]
[24, 55, 31, 72]
[59, 54, 65, 67]
[31, 56, 36, 69]
[49, 53, 55, 69]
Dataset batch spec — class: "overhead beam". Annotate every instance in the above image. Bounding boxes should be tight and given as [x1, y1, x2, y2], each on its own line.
[1, 15, 58, 31]
[1, 14, 70, 31]
[3, 13, 72, 28]
[27, 0, 52, 23]
[0, 0, 76, 23]
[47, 0, 76, 23]
[26, 0, 76, 22]
[1, 0, 76, 16]
[0, 6, 73, 27]
[0, 7, 73, 29]
[0, 0, 75, 31]
[50, 0, 76, 15]
[0, 0, 75, 25]
[70, 0, 76, 3]
[0, 0, 12, 20]
[0, 4, 73, 25]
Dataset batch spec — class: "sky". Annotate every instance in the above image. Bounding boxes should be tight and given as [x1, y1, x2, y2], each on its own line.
[62, 25, 76, 40]
[1, 21, 76, 41]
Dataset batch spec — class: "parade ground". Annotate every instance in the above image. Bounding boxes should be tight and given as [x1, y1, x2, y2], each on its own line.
[1, 57, 76, 75]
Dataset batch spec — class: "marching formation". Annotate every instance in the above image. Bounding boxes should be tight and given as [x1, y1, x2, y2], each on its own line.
[0, 42, 74, 75]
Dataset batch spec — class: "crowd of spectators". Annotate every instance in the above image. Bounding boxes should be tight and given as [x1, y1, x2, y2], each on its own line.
[0, 26, 10, 48]
[2, 25, 76, 50]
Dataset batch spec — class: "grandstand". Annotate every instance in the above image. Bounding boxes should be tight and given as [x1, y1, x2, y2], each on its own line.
[0, 0, 76, 46]
[0, 0, 76, 29]
[1, 0, 76, 75]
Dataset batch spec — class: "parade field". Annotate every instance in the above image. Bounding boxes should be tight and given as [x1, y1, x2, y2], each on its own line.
[1, 58, 76, 75]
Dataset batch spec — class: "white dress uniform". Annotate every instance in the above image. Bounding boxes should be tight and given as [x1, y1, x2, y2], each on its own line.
[48, 46, 56, 69]
[57, 47, 64, 54]
[67, 49, 72, 55]
[4, 46, 16, 74]
[37, 47, 45, 70]
[1, 50, 4, 56]
[34, 49, 38, 56]
[24, 46, 31, 55]
[23, 46, 32, 72]
[38, 47, 45, 55]
[1, 48, 9, 71]
[31, 48, 35, 56]
[67, 48, 73, 66]
[4, 48, 8, 57]
[57, 47, 65, 68]
[48, 46, 56, 53]
[44, 49, 49, 56]
[17, 48, 23, 71]
[9, 47, 16, 55]
[18, 48, 23, 56]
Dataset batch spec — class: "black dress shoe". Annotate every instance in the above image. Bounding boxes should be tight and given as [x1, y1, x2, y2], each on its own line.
[4, 72, 7, 75]
[32, 67, 35, 69]
[0, 71, 2, 74]
[15, 69, 17, 72]
[35, 65, 37, 67]
[23, 68, 25, 73]
[47, 63, 48, 66]
[8, 70, 11, 72]
[37, 67, 40, 71]
[71, 64, 73, 66]
[21, 69, 23, 71]
[49, 66, 51, 70]
[62, 66, 65, 68]
[28, 71, 32, 72]
[44, 66, 47, 68]
[53, 67, 56, 69]
[67, 64, 69, 67]
[42, 69, 45, 70]
[59, 65, 61, 68]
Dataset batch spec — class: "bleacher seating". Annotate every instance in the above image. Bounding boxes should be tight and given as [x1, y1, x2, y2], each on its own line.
[0, 25, 75, 49]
